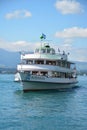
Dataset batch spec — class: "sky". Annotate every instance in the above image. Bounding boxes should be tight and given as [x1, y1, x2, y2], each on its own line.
[0, 0, 87, 62]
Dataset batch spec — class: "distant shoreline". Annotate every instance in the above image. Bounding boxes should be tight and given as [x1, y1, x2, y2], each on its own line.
[0, 67, 16, 74]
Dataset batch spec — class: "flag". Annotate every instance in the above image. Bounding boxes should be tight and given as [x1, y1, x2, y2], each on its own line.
[40, 33, 46, 39]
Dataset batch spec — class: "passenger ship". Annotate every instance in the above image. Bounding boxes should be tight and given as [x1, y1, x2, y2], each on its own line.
[17, 40, 78, 91]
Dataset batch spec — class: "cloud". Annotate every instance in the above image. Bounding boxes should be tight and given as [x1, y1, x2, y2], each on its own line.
[5, 10, 32, 19]
[54, 28, 87, 62]
[0, 39, 40, 52]
[69, 48, 87, 62]
[55, 0, 84, 14]
[55, 27, 87, 38]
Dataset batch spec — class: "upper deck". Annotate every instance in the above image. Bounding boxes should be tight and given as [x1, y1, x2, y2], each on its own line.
[21, 43, 68, 61]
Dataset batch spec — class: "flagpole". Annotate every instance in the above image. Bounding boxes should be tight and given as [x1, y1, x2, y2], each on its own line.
[41, 39, 42, 49]
[40, 33, 46, 49]
[40, 35, 42, 58]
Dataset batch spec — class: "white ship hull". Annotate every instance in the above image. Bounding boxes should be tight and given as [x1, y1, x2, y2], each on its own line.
[22, 81, 78, 91]
[20, 74, 78, 91]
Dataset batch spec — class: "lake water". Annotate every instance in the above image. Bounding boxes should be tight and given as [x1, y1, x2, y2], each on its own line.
[0, 74, 87, 130]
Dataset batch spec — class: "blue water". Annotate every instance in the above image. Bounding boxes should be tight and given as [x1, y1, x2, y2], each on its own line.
[0, 74, 87, 130]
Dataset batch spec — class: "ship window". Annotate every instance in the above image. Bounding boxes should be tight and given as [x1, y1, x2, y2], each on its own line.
[41, 49, 45, 53]
[67, 62, 70, 68]
[47, 49, 50, 53]
[57, 60, 64, 67]
[46, 60, 52, 65]
[46, 60, 56, 65]
[50, 49, 53, 54]
[60, 72, 65, 78]
[32, 71, 48, 76]
[26, 60, 33, 64]
[35, 60, 44, 64]
[32, 71, 38, 75]
[62, 61, 66, 67]
[40, 71, 48, 76]
[52, 61, 56, 65]
[50, 49, 55, 54]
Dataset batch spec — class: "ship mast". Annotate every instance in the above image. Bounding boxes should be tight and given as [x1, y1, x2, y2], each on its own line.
[40, 33, 46, 48]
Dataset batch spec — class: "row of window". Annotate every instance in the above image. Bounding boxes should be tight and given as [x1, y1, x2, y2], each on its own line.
[22, 59, 71, 68]
[25, 71, 76, 78]
[35, 48, 55, 54]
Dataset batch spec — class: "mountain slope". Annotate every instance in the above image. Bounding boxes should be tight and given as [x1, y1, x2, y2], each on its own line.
[0, 48, 20, 68]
